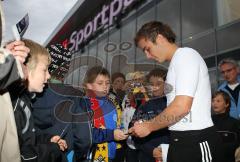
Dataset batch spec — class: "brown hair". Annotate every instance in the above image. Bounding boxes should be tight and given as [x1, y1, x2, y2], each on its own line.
[212, 91, 231, 111]
[84, 66, 110, 84]
[111, 72, 125, 83]
[22, 39, 51, 70]
[135, 21, 176, 46]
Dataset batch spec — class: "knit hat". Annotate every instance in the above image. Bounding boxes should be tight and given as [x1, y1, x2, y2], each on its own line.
[47, 43, 72, 80]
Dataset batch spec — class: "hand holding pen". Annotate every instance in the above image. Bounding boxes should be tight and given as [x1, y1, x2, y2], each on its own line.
[50, 135, 68, 151]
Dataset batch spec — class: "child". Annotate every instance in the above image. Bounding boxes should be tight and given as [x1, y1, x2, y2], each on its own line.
[73, 66, 127, 162]
[110, 72, 126, 105]
[8, 39, 67, 162]
[212, 91, 240, 162]
[129, 68, 169, 162]
[121, 71, 149, 162]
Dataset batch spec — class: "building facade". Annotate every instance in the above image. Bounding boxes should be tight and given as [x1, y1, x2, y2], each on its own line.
[47, 0, 240, 90]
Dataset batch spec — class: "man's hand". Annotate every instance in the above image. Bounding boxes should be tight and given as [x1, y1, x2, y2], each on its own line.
[5, 40, 30, 64]
[50, 135, 68, 151]
[113, 129, 128, 141]
[153, 147, 163, 162]
[128, 121, 151, 138]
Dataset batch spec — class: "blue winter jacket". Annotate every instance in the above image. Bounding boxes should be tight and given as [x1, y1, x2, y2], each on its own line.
[218, 75, 240, 120]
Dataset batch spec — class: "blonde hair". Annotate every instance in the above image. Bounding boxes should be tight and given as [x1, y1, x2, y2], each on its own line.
[22, 39, 51, 70]
[126, 71, 146, 81]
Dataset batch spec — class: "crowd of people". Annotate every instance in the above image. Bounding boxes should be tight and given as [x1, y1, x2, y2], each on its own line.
[0, 3, 240, 162]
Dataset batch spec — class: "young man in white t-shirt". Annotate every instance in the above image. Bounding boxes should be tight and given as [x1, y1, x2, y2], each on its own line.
[129, 21, 225, 162]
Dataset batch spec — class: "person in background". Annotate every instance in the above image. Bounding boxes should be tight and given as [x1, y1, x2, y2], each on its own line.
[129, 21, 225, 162]
[110, 72, 126, 105]
[212, 91, 240, 162]
[109, 73, 126, 162]
[218, 58, 240, 120]
[8, 39, 67, 162]
[121, 71, 149, 162]
[129, 68, 169, 162]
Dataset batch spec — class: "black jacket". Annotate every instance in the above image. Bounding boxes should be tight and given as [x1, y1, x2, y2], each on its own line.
[130, 97, 169, 159]
[212, 113, 240, 162]
[9, 84, 66, 162]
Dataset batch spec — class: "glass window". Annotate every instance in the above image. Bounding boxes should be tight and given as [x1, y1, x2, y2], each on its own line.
[181, 0, 214, 39]
[121, 18, 136, 68]
[136, 6, 156, 65]
[216, 0, 240, 26]
[157, 0, 180, 41]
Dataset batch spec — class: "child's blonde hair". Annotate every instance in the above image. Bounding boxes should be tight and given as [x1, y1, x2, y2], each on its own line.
[22, 39, 51, 71]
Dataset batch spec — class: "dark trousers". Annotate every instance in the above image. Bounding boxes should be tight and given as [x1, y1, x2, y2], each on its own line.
[126, 146, 156, 162]
[113, 147, 125, 162]
[167, 126, 226, 162]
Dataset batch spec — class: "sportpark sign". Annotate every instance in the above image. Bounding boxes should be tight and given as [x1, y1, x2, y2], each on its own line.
[67, 0, 137, 52]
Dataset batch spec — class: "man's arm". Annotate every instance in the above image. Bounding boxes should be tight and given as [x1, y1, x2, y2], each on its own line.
[129, 95, 193, 137]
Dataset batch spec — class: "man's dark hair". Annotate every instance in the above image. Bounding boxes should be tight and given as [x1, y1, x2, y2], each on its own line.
[135, 21, 176, 46]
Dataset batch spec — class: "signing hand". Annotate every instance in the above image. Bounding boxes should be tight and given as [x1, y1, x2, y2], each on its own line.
[128, 121, 151, 138]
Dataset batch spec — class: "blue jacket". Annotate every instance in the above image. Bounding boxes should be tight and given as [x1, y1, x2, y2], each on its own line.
[218, 75, 240, 120]
[32, 83, 115, 161]
[74, 97, 117, 159]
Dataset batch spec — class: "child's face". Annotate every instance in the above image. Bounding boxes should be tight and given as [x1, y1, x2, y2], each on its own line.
[87, 74, 110, 97]
[112, 77, 125, 91]
[28, 55, 50, 93]
[149, 76, 164, 97]
[212, 94, 228, 114]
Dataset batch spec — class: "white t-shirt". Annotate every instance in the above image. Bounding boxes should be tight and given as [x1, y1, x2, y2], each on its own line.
[166, 47, 213, 131]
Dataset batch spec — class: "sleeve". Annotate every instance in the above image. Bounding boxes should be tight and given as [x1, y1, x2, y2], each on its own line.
[0, 50, 23, 90]
[174, 49, 200, 97]
[92, 128, 114, 144]
[20, 142, 66, 162]
[72, 98, 93, 161]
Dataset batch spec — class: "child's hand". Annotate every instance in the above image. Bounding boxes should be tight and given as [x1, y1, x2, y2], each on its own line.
[50, 135, 68, 151]
[114, 129, 128, 141]
[153, 147, 162, 162]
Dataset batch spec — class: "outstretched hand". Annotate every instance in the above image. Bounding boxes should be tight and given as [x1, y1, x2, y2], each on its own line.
[114, 129, 128, 141]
